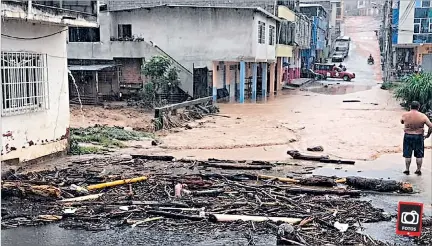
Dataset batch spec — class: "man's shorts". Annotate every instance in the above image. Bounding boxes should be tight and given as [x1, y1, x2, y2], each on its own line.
[403, 133, 424, 158]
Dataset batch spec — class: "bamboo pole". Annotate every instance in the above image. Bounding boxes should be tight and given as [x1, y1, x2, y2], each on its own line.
[87, 176, 148, 190]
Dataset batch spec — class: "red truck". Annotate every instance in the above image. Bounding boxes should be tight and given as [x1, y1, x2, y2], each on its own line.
[313, 63, 356, 81]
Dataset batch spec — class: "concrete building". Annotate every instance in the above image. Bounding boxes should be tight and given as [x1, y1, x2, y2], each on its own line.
[300, 4, 329, 68]
[68, 5, 279, 103]
[1, 0, 98, 163]
[357, 0, 381, 16]
[300, 0, 341, 53]
[296, 14, 313, 72]
[391, 0, 432, 72]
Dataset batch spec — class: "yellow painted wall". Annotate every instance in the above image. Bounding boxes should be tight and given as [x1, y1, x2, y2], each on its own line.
[416, 44, 432, 65]
[276, 44, 293, 57]
[278, 6, 295, 22]
[1, 140, 68, 163]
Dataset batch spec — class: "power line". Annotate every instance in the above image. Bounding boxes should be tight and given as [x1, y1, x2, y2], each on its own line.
[1, 28, 68, 40]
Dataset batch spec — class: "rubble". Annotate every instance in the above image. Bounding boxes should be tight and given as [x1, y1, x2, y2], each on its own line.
[0, 156, 420, 245]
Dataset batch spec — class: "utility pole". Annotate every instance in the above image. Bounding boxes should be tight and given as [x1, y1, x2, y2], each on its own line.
[383, 0, 393, 83]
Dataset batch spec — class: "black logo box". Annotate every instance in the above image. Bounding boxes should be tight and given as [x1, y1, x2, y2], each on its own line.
[398, 203, 422, 232]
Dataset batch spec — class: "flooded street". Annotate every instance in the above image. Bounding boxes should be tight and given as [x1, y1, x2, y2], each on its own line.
[2, 16, 431, 246]
[156, 16, 416, 162]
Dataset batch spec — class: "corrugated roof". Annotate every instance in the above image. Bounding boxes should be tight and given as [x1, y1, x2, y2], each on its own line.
[109, 4, 280, 21]
[68, 64, 117, 71]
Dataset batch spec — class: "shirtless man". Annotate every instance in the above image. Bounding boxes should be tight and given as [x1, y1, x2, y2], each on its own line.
[401, 101, 432, 175]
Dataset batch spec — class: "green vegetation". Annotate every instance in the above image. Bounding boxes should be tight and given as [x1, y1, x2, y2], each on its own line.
[138, 56, 181, 108]
[69, 125, 154, 155]
[394, 73, 432, 113]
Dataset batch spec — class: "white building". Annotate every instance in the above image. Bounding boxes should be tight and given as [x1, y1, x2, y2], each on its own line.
[68, 4, 280, 103]
[1, 0, 98, 163]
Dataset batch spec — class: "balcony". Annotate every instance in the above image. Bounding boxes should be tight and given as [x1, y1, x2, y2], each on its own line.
[276, 44, 293, 57]
[1, 0, 98, 27]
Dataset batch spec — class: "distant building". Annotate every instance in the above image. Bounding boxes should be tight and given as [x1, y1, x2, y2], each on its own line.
[301, 0, 343, 46]
[357, 0, 381, 16]
[1, 0, 98, 163]
[391, 0, 432, 72]
[68, 5, 279, 103]
[300, 4, 330, 67]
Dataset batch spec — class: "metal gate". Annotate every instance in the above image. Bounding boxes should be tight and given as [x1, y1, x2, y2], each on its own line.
[422, 54, 432, 72]
[193, 67, 210, 99]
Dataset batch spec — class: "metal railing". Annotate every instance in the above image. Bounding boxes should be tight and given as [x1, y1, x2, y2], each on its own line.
[1, 52, 49, 116]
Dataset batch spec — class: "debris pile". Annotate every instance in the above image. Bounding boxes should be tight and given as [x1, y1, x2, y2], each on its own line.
[154, 104, 219, 131]
[69, 125, 154, 155]
[0, 156, 416, 245]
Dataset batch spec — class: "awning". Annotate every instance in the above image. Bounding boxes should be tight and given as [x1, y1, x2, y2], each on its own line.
[68, 64, 117, 71]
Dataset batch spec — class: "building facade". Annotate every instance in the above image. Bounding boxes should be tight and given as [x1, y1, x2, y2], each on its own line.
[300, 4, 329, 68]
[391, 0, 432, 72]
[357, 0, 381, 16]
[1, 0, 98, 163]
[68, 5, 279, 103]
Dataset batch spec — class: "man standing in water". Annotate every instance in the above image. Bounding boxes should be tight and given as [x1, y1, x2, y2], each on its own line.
[401, 101, 432, 175]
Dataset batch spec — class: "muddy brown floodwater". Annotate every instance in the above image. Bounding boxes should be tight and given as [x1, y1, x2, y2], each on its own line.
[152, 16, 432, 162]
[156, 86, 408, 161]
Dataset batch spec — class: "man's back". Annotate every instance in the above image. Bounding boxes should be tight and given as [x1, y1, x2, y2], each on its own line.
[402, 110, 427, 135]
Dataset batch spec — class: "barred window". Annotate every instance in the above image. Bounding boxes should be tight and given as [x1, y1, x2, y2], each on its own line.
[1, 52, 49, 116]
[269, 25, 276, 45]
[258, 21, 266, 44]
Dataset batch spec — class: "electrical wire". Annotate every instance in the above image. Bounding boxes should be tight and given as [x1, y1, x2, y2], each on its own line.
[1, 28, 68, 40]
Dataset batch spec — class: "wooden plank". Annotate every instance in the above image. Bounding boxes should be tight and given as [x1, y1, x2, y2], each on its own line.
[154, 96, 213, 118]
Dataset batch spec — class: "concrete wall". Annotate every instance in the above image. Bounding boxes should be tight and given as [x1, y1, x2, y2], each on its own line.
[253, 12, 277, 62]
[397, 0, 414, 44]
[112, 7, 272, 68]
[1, 19, 69, 162]
[107, 0, 281, 13]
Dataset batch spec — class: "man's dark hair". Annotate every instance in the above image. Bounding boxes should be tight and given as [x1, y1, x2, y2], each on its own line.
[411, 101, 420, 110]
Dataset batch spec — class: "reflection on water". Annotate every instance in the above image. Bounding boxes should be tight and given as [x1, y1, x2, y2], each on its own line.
[1, 224, 275, 246]
[304, 83, 373, 95]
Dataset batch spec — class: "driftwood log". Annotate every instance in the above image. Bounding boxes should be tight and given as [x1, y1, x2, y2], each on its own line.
[284, 187, 361, 197]
[201, 162, 273, 170]
[209, 214, 302, 224]
[131, 155, 175, 161]
[1, 182, 61, 199]
[287, 150, 355, 165]
[344, 176, 413, 193]
[146, 210, 204, 221]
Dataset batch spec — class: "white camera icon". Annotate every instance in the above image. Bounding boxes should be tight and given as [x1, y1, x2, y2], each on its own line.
[401, 211, 419, 225]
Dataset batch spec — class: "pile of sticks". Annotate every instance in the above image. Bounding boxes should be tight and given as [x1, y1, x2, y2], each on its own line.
[0, 155, 415, 245]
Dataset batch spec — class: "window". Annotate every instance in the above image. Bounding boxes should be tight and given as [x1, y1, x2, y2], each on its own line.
[422, 0, 430, 7]
[421, 18, 429, 32]
[258, 21, 266, 44]
[414, 18, 421, 23]
[118, 24, 132, 40]
[269, 25, 276, 45]
[414, 8, 428, 18]
[415, 24, 420, 33]
[69, 27, 100, 42]
[1, 52, 48, 116]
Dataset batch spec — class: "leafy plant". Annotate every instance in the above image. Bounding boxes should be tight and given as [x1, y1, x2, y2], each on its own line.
[68, 125, 154, 155]
[139, 56, 181, 108]
[394, 73, 432, 113]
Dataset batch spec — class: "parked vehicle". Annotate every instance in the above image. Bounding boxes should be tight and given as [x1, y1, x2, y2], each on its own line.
[313, 63, 355, 81]
[336, 36, 351, 42]
[335, 46, 349, 58]
[331, 51, 345, 62]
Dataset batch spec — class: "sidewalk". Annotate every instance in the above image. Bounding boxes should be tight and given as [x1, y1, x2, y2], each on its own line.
[283, 78, 314, 88]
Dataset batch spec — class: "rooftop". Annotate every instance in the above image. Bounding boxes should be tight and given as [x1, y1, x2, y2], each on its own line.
[108, 4, 280, 21]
